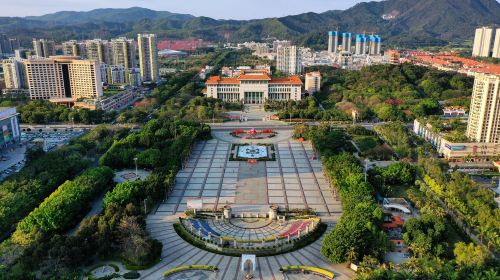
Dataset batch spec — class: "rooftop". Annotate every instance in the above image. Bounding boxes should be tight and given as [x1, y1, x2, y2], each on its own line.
[413, 54, 500, 75]
[206, 73, 303, 85]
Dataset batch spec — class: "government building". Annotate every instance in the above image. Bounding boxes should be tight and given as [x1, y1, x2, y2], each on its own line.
[204, 70, 303, 104]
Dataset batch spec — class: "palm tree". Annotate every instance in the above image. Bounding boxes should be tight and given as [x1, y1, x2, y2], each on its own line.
[483, 269, 498, 280]
[346, 246, 357, 264]
[468, 270, 485, 280]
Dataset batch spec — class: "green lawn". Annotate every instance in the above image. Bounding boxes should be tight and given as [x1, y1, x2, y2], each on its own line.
[353, 136, 379, 152]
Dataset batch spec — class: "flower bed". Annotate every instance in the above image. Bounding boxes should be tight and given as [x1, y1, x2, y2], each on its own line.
[280, 266, 335, 279]
[229, 143, 276, 161]
[230, 129, 277, 139]
[162, 265, 218, 278]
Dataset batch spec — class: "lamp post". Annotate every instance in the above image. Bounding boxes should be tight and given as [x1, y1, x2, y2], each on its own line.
[364, 159, 368, 182]
[133, 157, 138, 178]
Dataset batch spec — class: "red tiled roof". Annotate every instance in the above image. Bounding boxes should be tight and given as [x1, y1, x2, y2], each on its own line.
[205, 76, 239, 85]
[206, 75, 303, 85]
[238, 73, 271, 80]
[413, 55, 500, 75]
[269, 76, 303, 85]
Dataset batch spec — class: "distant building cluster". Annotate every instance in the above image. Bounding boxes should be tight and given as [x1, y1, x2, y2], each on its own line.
[328, 31, 382, 55]
[472, 26, 500, 58]
[411, 53, 500, 76]
[0, 34, 20, 55]
[1, 34, 160, 111]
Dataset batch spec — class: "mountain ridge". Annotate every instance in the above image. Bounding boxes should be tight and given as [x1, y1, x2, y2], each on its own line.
[1, 0, 499, 48]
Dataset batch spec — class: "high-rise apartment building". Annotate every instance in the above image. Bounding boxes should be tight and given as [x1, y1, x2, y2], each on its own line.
[1, 58, 27, 89]
[32, 39, 56, 58]
[472, 27, 494, 57]
[466, 74, 500, 143]
[276, 45, 301, 75]
[24, 56, 102, 101]
[107, 64, 126, 85]
[305, 72, 321, 94]
[493, 29, 500, 59]
[341, 33, 352, 52]
[112, 37, 136, 69]
[137, 33, 159, 82]
[328, 31, 339, 54]
[368, 35, 382, 55]
[62, 40, 82, 57]
[85, 39, 111, 64]
[273, 40, 291, 52]
[0, 35, 20, 55]
[355, 34, 367, 55]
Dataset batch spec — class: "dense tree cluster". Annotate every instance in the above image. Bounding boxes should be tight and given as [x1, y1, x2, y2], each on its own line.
[13, 167, 114, 244]
[308, 64, 472, 121]
[18, 100, 116, 124]
[269, 97, 349, 121]
[0, 145, 89, 236]
[320, 153, 389, 263]
[294, 125, 389, 263]
[374, 122, 414, 158]
[368, 162, 416, 196]
[419, 158, 500, 252]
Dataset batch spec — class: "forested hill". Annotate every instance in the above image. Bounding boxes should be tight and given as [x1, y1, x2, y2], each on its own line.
[1, 0, 499, 47]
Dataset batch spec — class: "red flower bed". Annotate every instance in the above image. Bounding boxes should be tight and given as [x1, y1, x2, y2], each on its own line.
[232, 129, 245, 134]
[262, 129, 274, 133]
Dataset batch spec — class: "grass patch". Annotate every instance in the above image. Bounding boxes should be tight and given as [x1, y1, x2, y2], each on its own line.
[280, 266, 335, 279]
[162, 265, 218, 277]
[353, 136, 379, 152]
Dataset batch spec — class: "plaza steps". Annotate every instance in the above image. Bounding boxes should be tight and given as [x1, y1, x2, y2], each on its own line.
[230, 204, 271, 216]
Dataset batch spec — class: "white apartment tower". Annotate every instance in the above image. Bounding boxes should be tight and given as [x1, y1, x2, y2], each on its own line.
[137, 33, 159, 82]
[112, 37, 136, 69]
[1, 58, 27, 89]
[328, 31, 339, 53]
[472, 27, 494, 57]
[24, 56, 103, 101]
[493, 29, 500, 59]
[466, 74, 500, 143]
[276, 45, 302, 75]
[305, 72, 321, 94]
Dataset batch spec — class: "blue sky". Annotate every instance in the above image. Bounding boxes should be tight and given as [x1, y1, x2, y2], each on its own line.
[2, 0, 380, 19]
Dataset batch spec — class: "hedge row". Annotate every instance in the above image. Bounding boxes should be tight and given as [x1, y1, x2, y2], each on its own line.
[13, 167, 114, 244]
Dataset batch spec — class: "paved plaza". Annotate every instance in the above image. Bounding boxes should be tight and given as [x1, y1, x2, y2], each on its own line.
[143, 124, 348, 279]
[141, 215, 354, 280]
[158, 135, 341, 216]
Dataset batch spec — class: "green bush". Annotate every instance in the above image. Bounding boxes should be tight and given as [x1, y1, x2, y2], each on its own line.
[122, 271, 140, 279]
[13, 167, 114, 243]
[103, 181, 143, 208]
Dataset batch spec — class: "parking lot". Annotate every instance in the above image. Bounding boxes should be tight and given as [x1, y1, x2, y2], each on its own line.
[21, 129, 85, 152]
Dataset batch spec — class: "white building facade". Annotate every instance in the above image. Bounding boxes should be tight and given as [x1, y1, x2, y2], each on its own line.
[204, 70, 302, 104]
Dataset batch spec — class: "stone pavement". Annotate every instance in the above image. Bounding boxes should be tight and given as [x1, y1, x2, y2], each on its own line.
[158, 136, 341, 216]
[140, 214, 354, 280]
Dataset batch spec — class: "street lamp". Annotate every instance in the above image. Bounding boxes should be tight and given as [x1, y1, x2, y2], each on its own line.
[364, 159, 368, 182]
[133, 157, 138, 178]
